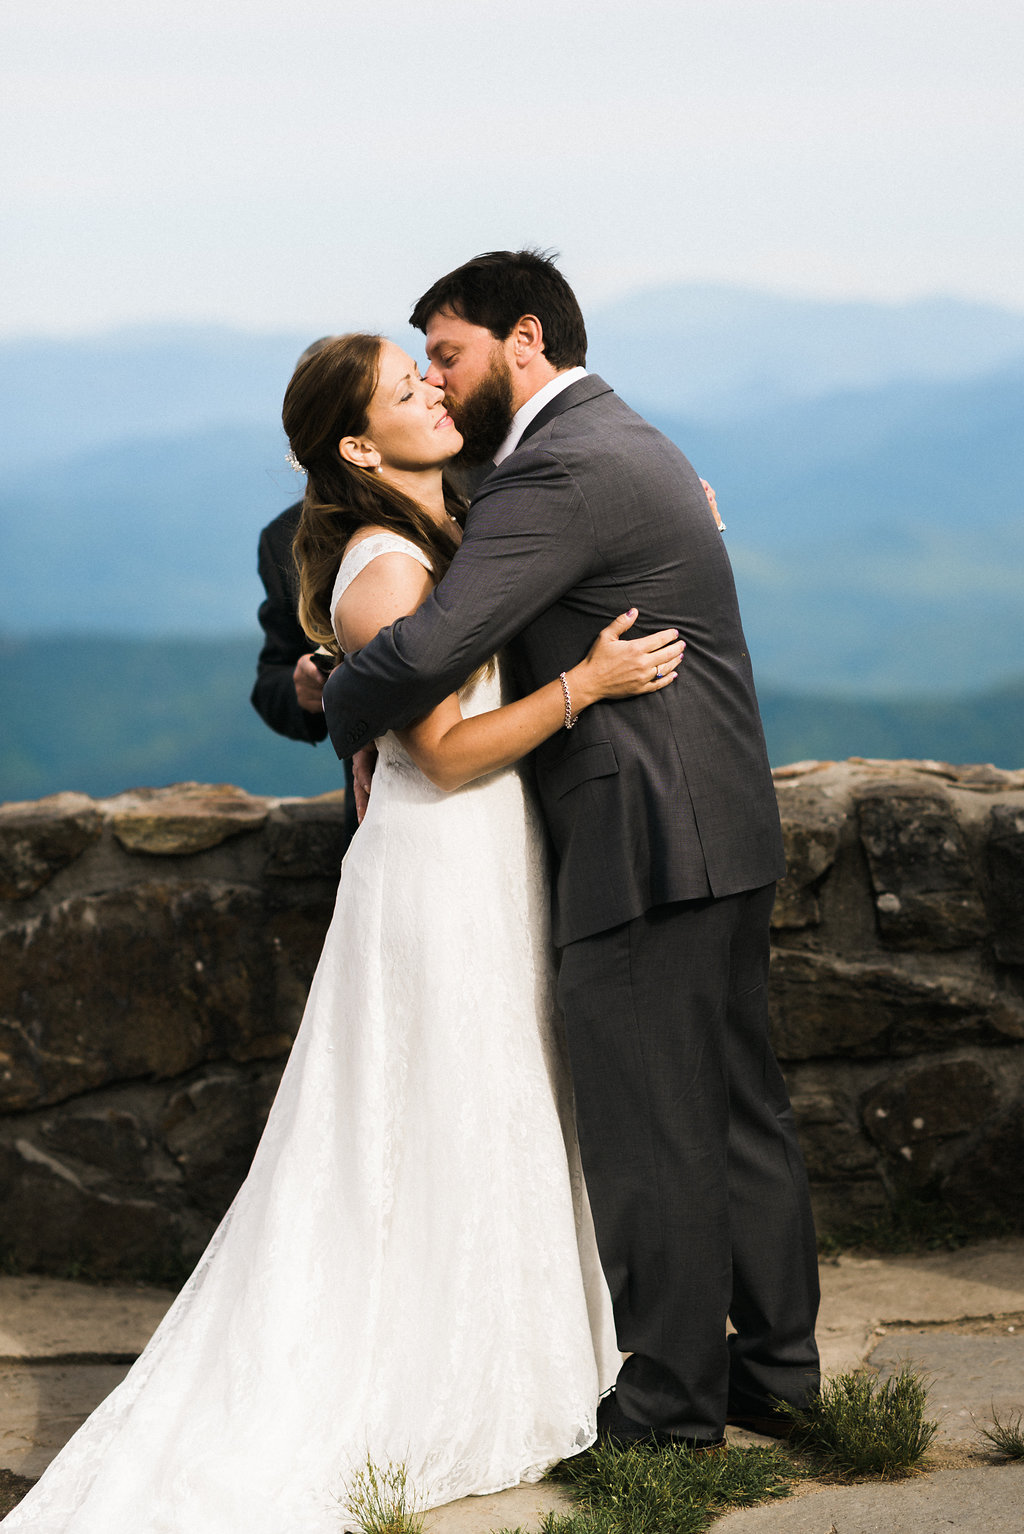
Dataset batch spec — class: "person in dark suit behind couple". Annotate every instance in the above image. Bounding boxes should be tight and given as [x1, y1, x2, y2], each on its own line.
[252, 498, 329, 743]
[322, 250, 820, 1450]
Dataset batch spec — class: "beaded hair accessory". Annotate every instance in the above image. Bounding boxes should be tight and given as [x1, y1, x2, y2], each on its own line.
[285, 449, 305, 474]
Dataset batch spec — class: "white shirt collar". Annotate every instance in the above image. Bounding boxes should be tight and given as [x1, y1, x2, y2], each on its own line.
[492, 366, 589, 466]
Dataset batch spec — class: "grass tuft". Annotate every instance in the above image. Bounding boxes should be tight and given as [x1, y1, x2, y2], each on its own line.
[496, 1514, 618, 1534]
[977, 1406, 1024, 1459]
[777, 1368, 937, 1478]
[341, 1458, 424, 1534]
[504, 1440, 798, 1533]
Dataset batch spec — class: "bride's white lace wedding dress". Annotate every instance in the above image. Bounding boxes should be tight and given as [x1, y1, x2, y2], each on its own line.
[6, 533, 618, 1533]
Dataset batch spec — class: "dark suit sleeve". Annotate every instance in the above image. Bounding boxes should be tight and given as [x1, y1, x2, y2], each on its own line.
[251, 511, 328, 745]
[322, 451, 595, 757]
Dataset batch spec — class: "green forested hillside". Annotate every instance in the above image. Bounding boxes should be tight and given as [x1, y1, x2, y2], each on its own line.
[0, 636, 343, 803]
[1, 636, 1020, 806]
[758, 679, 1024, 771]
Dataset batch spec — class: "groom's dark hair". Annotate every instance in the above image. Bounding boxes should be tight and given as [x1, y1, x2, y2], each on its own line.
[410, 249, 587, 369]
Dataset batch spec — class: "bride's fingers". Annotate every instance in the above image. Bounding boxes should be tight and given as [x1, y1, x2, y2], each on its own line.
[647, 639, 686, 667]
[637, 626, 682, 651]
[601, 607, 639, 641]
[638, 642, 685, 688]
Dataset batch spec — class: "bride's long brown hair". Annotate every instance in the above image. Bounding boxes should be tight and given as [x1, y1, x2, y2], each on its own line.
[283, 333, 465, 655]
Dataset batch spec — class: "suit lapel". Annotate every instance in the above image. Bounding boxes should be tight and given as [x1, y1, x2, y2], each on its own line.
[516, 374, 612, 450]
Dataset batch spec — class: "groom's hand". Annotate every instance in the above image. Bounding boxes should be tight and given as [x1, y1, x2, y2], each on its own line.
[352, 745, 378, 824]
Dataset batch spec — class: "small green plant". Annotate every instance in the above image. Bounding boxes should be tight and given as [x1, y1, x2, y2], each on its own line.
[498, 1440, 798, 1533]
[778, 1368, 937, 1478]
[497, 1513, 618, 1534]
[977, 1406, 1024, 1459]
[341, 1458, 424, 1534]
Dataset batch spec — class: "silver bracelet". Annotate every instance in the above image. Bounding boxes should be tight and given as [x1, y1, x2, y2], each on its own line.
[559, 671, 578, 730]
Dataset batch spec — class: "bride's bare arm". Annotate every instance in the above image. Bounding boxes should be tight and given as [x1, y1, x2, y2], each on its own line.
[336, 551, 685, 793]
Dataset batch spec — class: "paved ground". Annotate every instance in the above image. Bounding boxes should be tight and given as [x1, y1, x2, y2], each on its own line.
[712, 1461, 1024, 1533]
[1, 1239, 1023, 1529]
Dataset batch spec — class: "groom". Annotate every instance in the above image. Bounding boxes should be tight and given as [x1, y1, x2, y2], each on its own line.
[323, 250, 819, 1449]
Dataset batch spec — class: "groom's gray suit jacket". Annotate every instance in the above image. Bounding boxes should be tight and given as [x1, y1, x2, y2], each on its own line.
[323, 375, 785, 946]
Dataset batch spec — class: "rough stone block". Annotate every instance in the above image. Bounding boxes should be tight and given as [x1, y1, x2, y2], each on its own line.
[985, 804, 1024, 965]
[263, 793, 350, 879]
[787, 1083, 880, 1185]
[0, 795, 102, 900]
[109, 784, 269, 855]
[772, 798, 843, 929]
[38, 1108, 151, 1181]
[0, 1140, 187, 1278]
[161, 1067, 283, 1217]
[941, 1101, 1024, 1214]
[769, 949, 1024, 1059]
[857, 791, 988, 949]
[0, 882, 329, 1112]
[861, 1059, 1001, 1184]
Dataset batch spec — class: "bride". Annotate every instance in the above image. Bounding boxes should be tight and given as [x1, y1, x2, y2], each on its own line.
[4, 334, 683, 1533]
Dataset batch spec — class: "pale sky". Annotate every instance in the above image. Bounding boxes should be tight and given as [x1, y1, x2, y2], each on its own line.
[3, 0, 1023, 337]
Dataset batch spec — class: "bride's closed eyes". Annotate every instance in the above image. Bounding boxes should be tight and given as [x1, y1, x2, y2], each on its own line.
[393, 369, 418, 405]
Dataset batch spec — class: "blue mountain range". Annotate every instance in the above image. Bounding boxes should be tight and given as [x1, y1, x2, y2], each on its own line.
[0, 288, 1021, 731]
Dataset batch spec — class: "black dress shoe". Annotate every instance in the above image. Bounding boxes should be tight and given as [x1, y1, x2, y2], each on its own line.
[596, 1390, 727, 1453]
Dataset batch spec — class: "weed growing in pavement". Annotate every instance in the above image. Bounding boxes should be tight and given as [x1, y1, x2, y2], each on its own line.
[977, 1406, 1024, 1459]
[340, 1458, 424, 1534]
[496, 1514, 618, 1534]
[498, 1440, 798, 1534]
[777, 1367, 937, 1478]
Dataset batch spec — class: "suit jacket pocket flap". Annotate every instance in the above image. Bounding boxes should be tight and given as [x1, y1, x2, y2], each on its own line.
[544, 740, 619, 799]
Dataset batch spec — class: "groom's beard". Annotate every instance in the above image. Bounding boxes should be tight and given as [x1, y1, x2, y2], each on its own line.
[448, 353, 515, 467]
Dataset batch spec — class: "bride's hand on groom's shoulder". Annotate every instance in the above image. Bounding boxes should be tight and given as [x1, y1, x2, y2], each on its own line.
[701, 478, 725, 531]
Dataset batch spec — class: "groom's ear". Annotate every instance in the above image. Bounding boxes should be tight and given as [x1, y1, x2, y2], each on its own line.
[508, 314, 545, 368]
[338, 436, 382, 471]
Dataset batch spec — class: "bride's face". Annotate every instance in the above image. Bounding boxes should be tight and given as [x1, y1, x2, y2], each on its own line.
[360, 340, 463, 473]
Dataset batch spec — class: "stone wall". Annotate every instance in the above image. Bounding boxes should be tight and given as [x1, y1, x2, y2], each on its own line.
[0, 785, 347, 1280]
[1, 762, 1022, 1278]
[770, 758, 1024, 1231]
